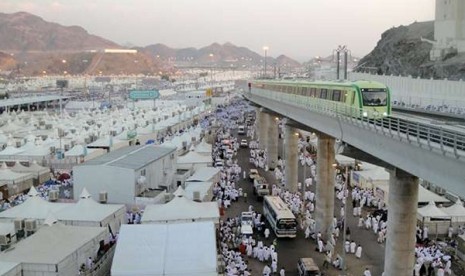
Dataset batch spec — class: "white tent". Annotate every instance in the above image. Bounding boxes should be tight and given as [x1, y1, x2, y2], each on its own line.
[0, 187, 69, 222]
[0, 261, 21, 276]
[351, 164, 389, 189]
[193, 139, 212, 156]
[141, 195, 219, 224]
[0, 163, 35, 195]
[0, 146, 24, 157]
[417, 201, 451, 221]
[186, 167, 220, 183]
[177, 151, 212, 170]
[184, 181, 214, 202]
[111, 222, 218, 276]
[0, 223, 107, 276]
[55, 188, 126, 231]
[441, 200, 465, 222]
[373, 183, 450, 207]
[172, 186, 188, 198]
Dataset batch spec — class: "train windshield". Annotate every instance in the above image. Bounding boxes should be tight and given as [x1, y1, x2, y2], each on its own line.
[361, 89, 388, 106]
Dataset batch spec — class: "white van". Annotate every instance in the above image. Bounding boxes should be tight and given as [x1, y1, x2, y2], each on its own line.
[238, 125, 245, 135]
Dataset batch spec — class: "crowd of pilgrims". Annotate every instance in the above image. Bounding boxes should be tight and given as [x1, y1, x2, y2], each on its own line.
[212, 101, 459, 276]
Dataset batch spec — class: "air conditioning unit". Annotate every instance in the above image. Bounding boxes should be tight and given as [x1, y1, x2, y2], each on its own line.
[164, 193, 172, 203]
[15, 141, 22, 148]
[49, 190, 59, 202]
[25, 219, 37, 232]
[14, 219, 24, 231]
[99, 191, 108, 203]
[436, 187, 446, 195]
[0, 234, 11, 246]
[193, 191, 201, 202]
[50, 146, 56, 154]
[110, 130, 117, 136]
[84, 138, 91, 144]
[45, 124, 52, 129]
[64, 144, 70, 151]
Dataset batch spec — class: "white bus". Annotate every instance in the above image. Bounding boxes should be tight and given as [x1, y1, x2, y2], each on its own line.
[263, 196, 297, 238]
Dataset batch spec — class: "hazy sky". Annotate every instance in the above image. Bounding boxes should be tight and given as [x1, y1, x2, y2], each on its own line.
[0, 0, 435, 61]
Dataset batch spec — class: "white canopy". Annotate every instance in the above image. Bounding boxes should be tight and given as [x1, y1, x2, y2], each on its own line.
[111, 222, 217, 276]
[0, 146, 24, 156]
[441, 200, 465, 221]
[172, 186, 188, 198]
[141, 195, 219, 224]
[417, 201, 451, 220]
[418, 185, 450, 203]
[193, 139, 212, 155]
[0, 163, 34, 183]
[0, 188, 68, 220]
[177, 151, 212, 165]
[186, 167, 220, 182]
[55, 188, 126, 225]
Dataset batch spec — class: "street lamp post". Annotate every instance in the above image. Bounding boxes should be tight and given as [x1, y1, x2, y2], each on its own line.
[263, 46, 269, 79]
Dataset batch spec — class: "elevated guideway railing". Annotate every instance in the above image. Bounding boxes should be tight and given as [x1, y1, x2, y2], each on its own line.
[245, 87, 465, 198]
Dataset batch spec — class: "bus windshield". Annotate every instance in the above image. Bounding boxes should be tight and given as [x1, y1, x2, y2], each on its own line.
[362, 90, 387, 106]
[278, 219, 297, 229]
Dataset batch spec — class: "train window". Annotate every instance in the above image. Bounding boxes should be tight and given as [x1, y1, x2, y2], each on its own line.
[332, 90, 341, 101]
[302, 87, 308, 96]
[320, 89, 328, 99]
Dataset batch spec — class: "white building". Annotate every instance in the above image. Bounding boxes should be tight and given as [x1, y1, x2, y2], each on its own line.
[73, 145, 177, 205]
[430, 0, 465, 60]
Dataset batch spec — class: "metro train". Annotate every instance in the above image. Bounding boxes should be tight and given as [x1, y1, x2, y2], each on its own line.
[248, 80, 391, 118]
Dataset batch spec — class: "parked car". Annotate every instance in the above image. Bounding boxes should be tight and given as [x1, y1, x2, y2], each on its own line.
[240, 139, 248, 148]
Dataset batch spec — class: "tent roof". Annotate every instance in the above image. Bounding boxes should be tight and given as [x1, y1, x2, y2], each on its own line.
[18, 144, 50, 157]
[141, 196, 219, 223]
[0, 195, 69, 220]
[441, 199, 465, 217]
[111, 222, 217, 276]
[186, 167, 220, 182]
[418, 185, 450, 203]
[172, 186, 188, 197]
[0, 164, 34, 181]
[0, 261, 20, 275]
[184, 182, 213, 200]
[0, 146, 24, 155]
[0, 224, 106, 265]
[418, 201, 451, 219]
[177, 151, 212, 164]
[56, 190, 125, 222]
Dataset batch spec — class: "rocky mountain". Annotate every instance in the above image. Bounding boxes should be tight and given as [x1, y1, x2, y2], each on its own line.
[0, 11, 301, 76]
[142, 42, 301, 68]
[0, 12, 119, 52]
[356, 21, 465, 80]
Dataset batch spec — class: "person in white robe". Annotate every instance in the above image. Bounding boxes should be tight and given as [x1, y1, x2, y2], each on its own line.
[355, 245, 362, 258]
[345, 240, 350, 253]
[262, 264, 271, 276]
[318, 239, 324, 253]
[363, 268, 372, 276]
[264, 228, 270, 239]
[350, 241, 356, 253]
[271, 259, 278, 273]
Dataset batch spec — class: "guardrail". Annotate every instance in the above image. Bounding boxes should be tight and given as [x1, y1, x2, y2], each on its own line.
[249, 89, 465, 159]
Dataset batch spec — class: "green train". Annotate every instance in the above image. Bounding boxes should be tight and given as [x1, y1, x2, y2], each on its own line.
[248, 80, 391, 118]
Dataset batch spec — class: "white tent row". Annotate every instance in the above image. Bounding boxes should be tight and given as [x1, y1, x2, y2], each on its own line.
[141, 195, 219, 224]
[111, 222, 218, 276]
[177, 151, 212, 171]
[0, 187, 126, 231]
[0, 223, 108, 275]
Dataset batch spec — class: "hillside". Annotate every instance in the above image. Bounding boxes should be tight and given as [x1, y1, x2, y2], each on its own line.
[0, 12, 118, 52]
[356, 21, 465, 80]
[142, 42, 301, 68]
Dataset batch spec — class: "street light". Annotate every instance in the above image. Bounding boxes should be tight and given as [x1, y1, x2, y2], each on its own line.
[263, 46, 269, 78]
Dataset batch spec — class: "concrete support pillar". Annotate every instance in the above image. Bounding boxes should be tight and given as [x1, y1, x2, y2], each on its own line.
[284, 124, 298, 193]
[257, 109, 268, 150]
[384, 168, 419, 276]
[266, 114, 278, 170]
[315, 133, 335, 241]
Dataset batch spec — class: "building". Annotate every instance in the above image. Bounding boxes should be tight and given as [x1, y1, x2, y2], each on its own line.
[429, 0, 465, 60]
[73, 145, 177, 205]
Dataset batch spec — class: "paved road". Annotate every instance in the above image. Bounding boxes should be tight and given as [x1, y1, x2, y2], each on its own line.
[221, 124, 386, 276]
